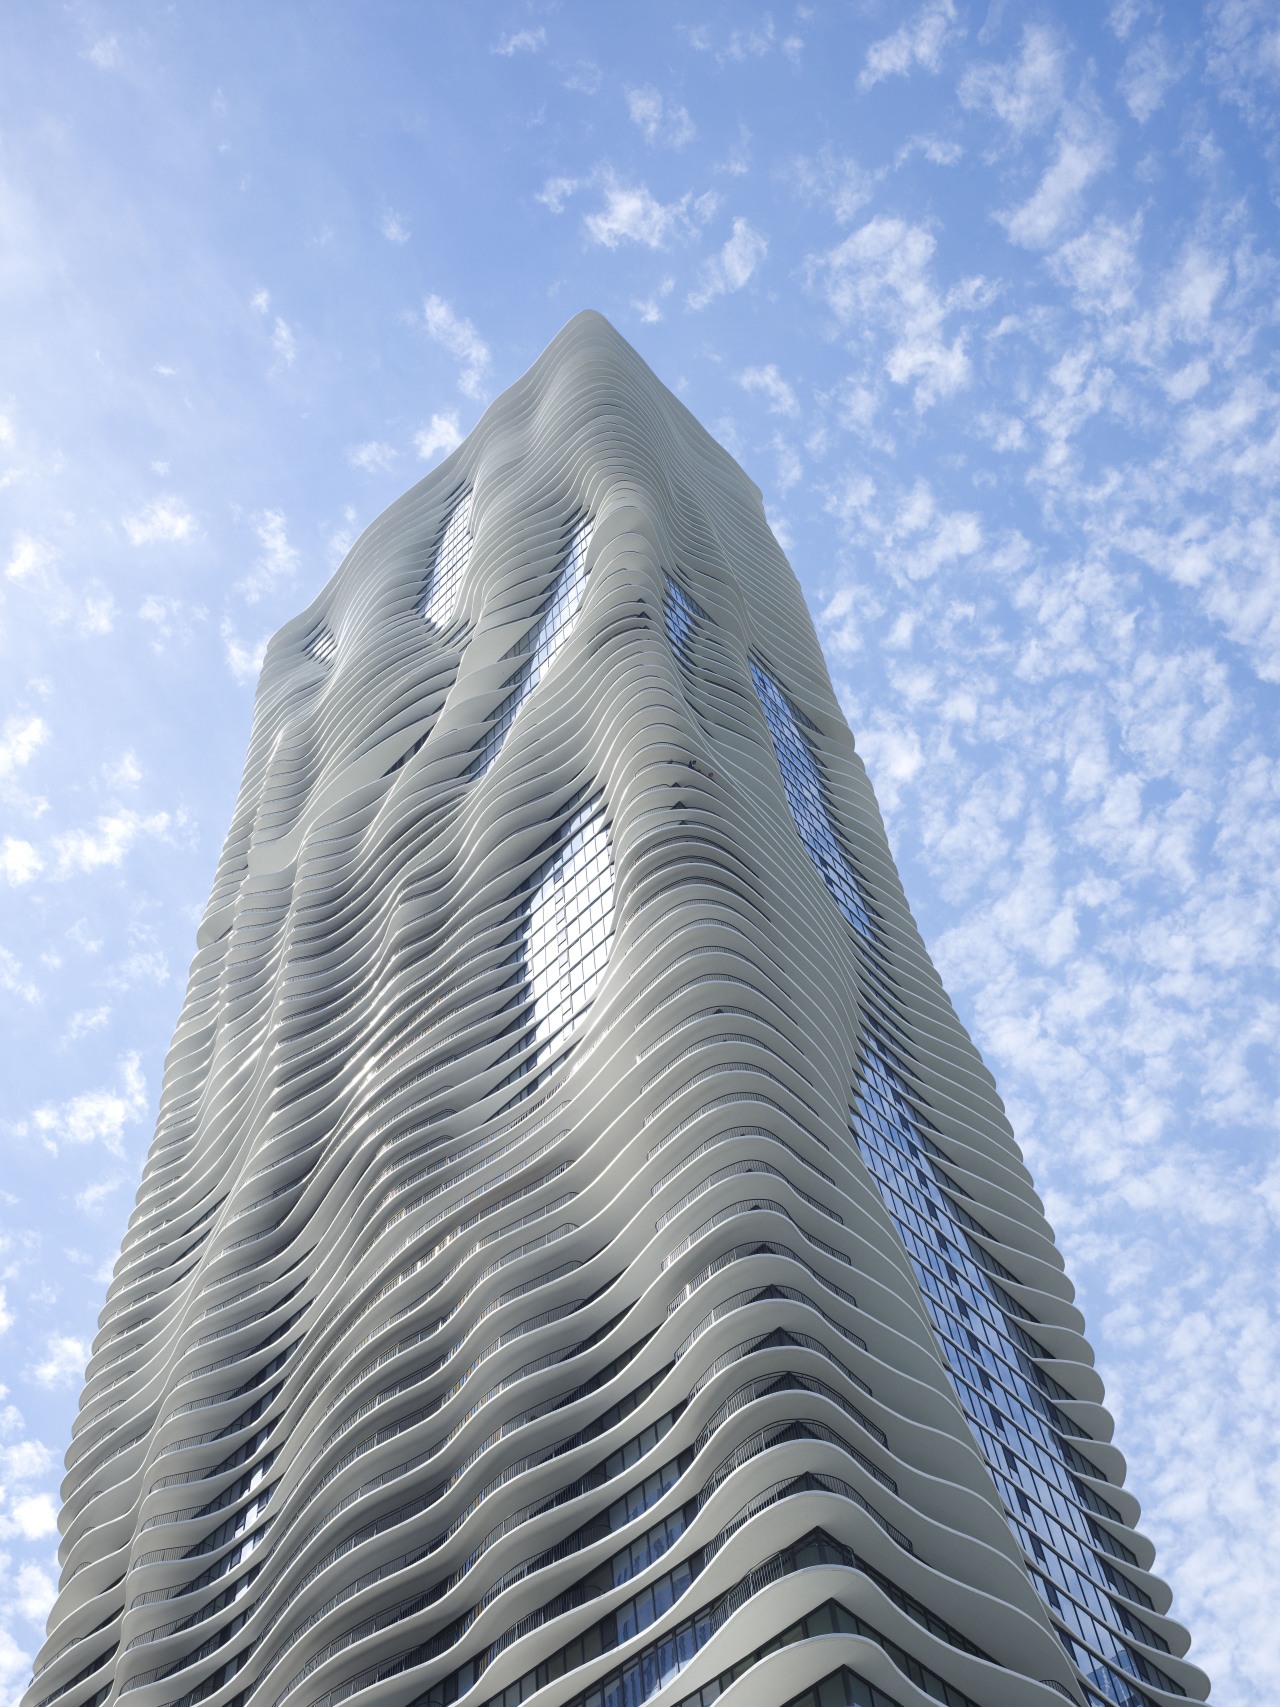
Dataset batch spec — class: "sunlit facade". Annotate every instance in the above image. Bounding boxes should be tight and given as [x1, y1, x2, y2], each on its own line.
[29, 313, 1207, 1707]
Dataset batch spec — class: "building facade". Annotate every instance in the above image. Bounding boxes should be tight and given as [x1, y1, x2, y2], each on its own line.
[28, 314, 1209, 1707]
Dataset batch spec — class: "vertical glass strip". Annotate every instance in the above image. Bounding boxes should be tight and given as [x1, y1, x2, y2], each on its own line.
[750, 661, 874, 942]
[851, 1038, 1178, 1707]
[471, 517, 593, 779]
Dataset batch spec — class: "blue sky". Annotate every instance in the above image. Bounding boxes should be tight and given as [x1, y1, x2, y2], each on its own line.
[1, 2, 1277, 1699]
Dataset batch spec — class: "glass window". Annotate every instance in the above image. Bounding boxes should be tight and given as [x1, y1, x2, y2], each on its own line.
[750, 661, 873, 942]
[472, 516, 592, 779]
[418, 488, 473, 626]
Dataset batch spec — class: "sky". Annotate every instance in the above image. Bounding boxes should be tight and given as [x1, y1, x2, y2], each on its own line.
[0, 1, 1277, 1700]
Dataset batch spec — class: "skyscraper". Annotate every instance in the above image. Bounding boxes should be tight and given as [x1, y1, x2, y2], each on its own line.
[29, 313, 1208, 1707]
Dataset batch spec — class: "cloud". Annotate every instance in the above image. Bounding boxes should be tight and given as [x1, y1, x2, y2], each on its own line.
[221, 621, 269, 684]
[681, 17, 801, 65]
[64, 1005, 111, 1043]
[1120, 30, 1185, 122]
[422, 295, 491, 400]
[75, 1178, 122, 1214]
[348, 441, 398, 473]
[811, 215, 979, 407]
[1000, 101, 1113, 249]
[51, 809, 171, 877]
[29, 1052, 146, 1155]
[959, 23, 1067, 133]
[493, 26, 546, 56]
[2, 1441, 52, 1482]
[4, 1493, 57, 1539]
[0, 946, 40, 1004]
[738, 364, 800, 417]
[4, 533, 55, 584]
[626, 86, 697, 149]
[414, 412, 463, 464]
[859, 0, 959, 90]
[271, 317, 297, 367]
[237, 509, 300, 603]
[582, 174, 716, 251]
[379, 209, 410, 244]
[1050, 214, 1142, 315]
[14, 1562, 56, 1624]
[250, 288, 270, 314]
[122, 497, 196, 546]
[787, 152, 879, 224]
[28, 1335, 89, 1390]
[0, 1287, 11, 1337]
[632, 278, 675, 324]
[0, 715, 48, 782]
[687, 217, 767, 309]
[0, 839, 42, 885]
[85, 35, 122, 71]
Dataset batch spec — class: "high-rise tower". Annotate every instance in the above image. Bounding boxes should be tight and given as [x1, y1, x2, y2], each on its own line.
[29, 314, 1208, 1707]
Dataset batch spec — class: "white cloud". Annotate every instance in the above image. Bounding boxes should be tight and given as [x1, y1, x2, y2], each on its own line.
[1120, 30, 1184, 122]
[0, 715, 48, 781]
[250, 288, 270, 314]
[122, 497, 196, 546]
[0, 1287, 11, 1336]
[493, 26, 546, 56]
[0, 946, 40, 1004]
[28, 1334, 89, 1390]
[787, 152, 878, 224]
[222, 620, 269, 684]
[64, 1005, 111, 1043]
[86, 35, 122, 70]
[422, 295, 491, 400]
[632, 278, 675, 324]
[348, 441, 398, 473]
[414, 412, 463, 464]
[0, 840, 42, 885]
[104, 751, 142, 789]
[859, 0, 958, 90]
[380, 209, 410, 244]
[5, 1493, 57, 1539]
[51, 808, 171, 877]
[959, 23, 1067, 133]
[1000, 102, 1113, 249]
[812, 216, 978, 407]
[15, 1561, 56, 1624]
[3, 1441, 51, 1482]
[626, 86, 697, 149]
[75, 1178, 121, 1214]
[582, 174, 715, 251]
[4, 533, 54, 584]
[687, 217, 767, 309]
[1050, 214, 1142, 316]
[237, 509, 300, 604]
[30, 1052, 146, 1155]
[271, 317, 297, 367]
[738, 364, 800, 417]
[681, 17, 793, 64]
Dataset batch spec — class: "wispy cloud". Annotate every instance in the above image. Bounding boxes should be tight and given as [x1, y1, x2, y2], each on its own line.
[27, 1051, 146, 1155]
[422, 294, 492, 399]
[626, 86, 697, 149]
[236, 509, 300, 603]
[859, 0, 959, 90]
[493, 26, 546, 56]
[414, 412, 463, 463]
[738, 363, 800, 417]
[122, 497, 196, 546]
[51, 809, 172, 877]
[348, 440, 398, 473]
[687, 216, 767, 309]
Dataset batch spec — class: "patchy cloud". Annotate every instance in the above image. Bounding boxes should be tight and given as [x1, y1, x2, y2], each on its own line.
[122, 497, 196, 546]
[28, 1051, 146, 1155]
[626, 86, 697, 149]
[422, 294, 491, 399]
[414, 412, 463, 463]
[493, 26, 545, 56]
[859, 0, 959, 90]
[738, 363, 800, 417]
[687, 216, 767, 309]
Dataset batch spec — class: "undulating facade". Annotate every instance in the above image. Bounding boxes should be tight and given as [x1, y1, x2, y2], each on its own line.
[29, 313, 1209, 1707]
